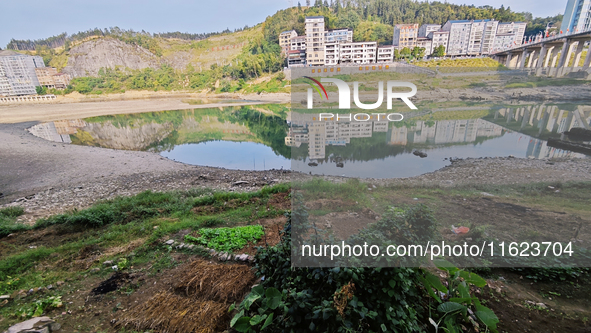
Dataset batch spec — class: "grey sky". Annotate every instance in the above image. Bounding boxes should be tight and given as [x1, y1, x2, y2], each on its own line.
[0, 0, 566, 48]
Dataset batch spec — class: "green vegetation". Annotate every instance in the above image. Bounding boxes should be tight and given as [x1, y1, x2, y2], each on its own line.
[0, 206, 28, 238]
[49, 34, 285, 96]
[230, 203, 498, 332]
[12, 296, 63, 319]
[416, 57, 506, 69]
[504, 77, 589, 89]
[185, 225, 265, 252]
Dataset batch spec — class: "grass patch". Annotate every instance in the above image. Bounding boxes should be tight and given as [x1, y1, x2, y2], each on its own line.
[504, 77, 588, 89]
[0, 206, 29, 238]
[185, 225, 264, 252]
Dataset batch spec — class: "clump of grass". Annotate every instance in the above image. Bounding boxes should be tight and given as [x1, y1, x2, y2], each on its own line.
[0, 206, 29, 238]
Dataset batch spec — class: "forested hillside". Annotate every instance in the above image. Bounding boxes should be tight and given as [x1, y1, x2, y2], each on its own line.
[263, 0, 537, 45]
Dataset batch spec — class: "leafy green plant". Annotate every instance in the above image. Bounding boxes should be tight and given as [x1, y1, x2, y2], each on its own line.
[421, 260, 499, 333]
[232, 210, 425, 333]
[12, 296, 63, 319]
[0, 276, 20, 295]
[184, 225, 265, 252]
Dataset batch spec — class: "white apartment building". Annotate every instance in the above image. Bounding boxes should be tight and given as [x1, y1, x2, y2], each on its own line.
[416, 38, 433, 56]
[0, 50, 45, 96]
[442, 20, 498, 56]
[340, 42, 377, 64]
[279, 30, 298, 54]
[325, 28, 353, 43]
[290, 36, 306, 51]
[305, 16, 326, 66]
[428, 30, 449, 55]
[377, 46, 394, 63]
[324, 42, 340, 65]
[393, 24, 419, 50]
[418, 24, 441, 37]
[492, 22, 526, 52]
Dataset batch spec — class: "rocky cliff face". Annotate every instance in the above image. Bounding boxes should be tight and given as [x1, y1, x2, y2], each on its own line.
[62, 38, 161, 77]
[81, 121, 174, 151]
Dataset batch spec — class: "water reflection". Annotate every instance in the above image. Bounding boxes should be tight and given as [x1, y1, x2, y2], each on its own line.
[27, 103, 590, 177]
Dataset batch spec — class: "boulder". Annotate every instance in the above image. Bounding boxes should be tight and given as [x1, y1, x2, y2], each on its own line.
[7, 317, 61, 333]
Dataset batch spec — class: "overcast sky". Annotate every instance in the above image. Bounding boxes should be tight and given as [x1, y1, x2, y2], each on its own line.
[0, 0, 567, 48]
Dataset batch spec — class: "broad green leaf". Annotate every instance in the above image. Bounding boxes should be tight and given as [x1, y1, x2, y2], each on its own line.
[475, 304, 499, 332]
[265, 287, 282, 310]
[425, 272, 448, 293]
[261, 313, 274, 330]
[459, 271, 487, 287]
[230, 310, 244, 327]
[250, 314, 265, 326]
[437, 302, 466, 314]
[419, 275, 441, 303]
[233, 317, 252, 332]
[252, 284, 265, 296]
[434, 259, 459, 274]
[457, 282, 471, 299]
[243, 293, 261, 310]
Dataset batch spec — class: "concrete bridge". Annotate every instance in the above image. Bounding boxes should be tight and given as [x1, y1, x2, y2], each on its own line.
[491, 30, 591, 78]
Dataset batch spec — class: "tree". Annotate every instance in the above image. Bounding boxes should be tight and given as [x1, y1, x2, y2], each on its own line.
[400, 47, 411, 59]
[394, 48, 400, 60]
[433, 45, 446, 57]
[411, 46, 425, 59]
[298, 1, 301, 10]
[35, 86, 48, 95]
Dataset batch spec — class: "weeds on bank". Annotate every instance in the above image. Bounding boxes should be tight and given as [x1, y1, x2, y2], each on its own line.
[0, 206, 28, 237]
[0, 184, 290, 297]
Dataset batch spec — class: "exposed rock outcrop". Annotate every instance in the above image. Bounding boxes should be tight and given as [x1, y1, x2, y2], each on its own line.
[62, 38, 160, 77]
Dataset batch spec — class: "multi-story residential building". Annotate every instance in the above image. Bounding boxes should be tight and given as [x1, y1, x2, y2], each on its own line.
[287, 49, 307, 67]
[325, 28, 353, 43]
[305, 16, 326, 66]
[561, 0, 591, 33]
[416, 38, 433, 56]
[442, 20, 498, 56]
[340, 42, 377, 64]
[428, 30, 449, 55]
[290, 36, 306, 51]
[35, 67, 72, 90]
[377, 46, 394, 63]
[53, 73, 71, 89]
[393, 24, 419, 50]
[0, 50, 45, 96]
[492, 22, 527, 51]
[279, 30, 298, 54]
[35, 67, 58, 89]
[418, 24, 441, 37]
[324, 42, 340, 65]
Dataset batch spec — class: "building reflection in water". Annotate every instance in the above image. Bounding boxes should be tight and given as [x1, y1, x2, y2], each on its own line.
[28, 119, 85, 144]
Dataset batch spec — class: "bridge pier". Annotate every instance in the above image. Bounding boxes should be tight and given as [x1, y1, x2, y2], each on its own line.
[526, 49, 537, 68]
[584, 46, 591, 69]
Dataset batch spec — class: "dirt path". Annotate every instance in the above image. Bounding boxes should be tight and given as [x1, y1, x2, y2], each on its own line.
[0, 95, 289, 124]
